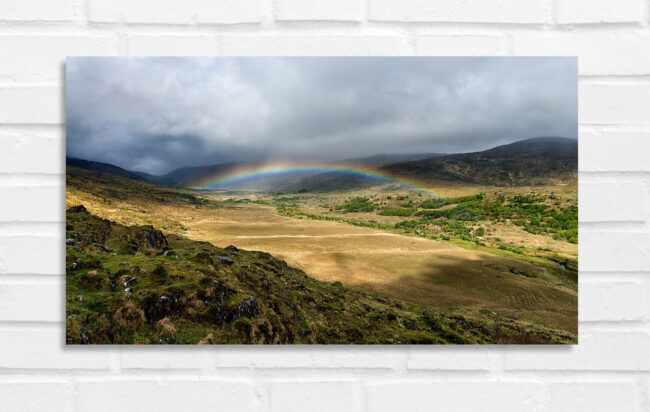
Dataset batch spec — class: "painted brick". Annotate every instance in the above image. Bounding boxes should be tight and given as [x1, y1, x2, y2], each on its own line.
[0, 186, 64, 222]
[505, 331, 650, 370]
[221, 35, 409, 55]
[0, 329, 111, 369]
[366, 382, 546, 412]
[76, 380, 256, 412]
[0, 129, 63, 174]
[549, 382, 643, 412]
[580, 130, 650, 171]
[270, 381, 362, 412]
[216, 347, 406, 369]
[555, 0, 645, 24]
[0, 382, 74, 412]
[513, 32, 650, 75]
[0, 282, 63, 322]
[0, 0, 75, 22]
[407, 346, 493, 370]
[0, 87, 62, 124]
[0, 36, 115, 82]
[88, 0, 264, 24]
[368, 0, 548, 23]
[579, 232, 650, 272]
[579, 182, 646, 222]
[0, 236, 63, 275]
[579, 84, 650, 125]
[275, 0, 364, 21]
[579, 280, 647, 321]
[415, 34, 508, 55]
[120, 349, 213, 370]
[127, 35, 218, 55]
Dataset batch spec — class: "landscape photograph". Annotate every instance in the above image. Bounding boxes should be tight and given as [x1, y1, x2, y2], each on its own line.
[65, 56, 578, 344]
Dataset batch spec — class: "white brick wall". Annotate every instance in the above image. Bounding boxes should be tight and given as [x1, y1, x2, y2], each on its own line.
[0, 1, 648, 411]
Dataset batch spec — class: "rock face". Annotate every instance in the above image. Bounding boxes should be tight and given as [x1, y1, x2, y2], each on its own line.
[67, 205, 87, 213]
[233, 296, 259, 320]
[144, 230, 167, 250]
[225, 245, 239, 256]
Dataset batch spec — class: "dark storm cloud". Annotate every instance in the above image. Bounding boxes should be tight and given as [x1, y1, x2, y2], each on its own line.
[66, 57, 577, 175]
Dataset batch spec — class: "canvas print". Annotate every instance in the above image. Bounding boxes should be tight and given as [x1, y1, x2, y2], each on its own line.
[65, 57, 577, 344]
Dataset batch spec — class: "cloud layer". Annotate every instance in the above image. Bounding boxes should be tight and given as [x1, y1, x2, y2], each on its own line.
[66, 57, 577, 175]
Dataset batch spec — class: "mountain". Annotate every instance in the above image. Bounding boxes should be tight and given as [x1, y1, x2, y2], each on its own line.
[67, 137, 577, 190]
[66, 157, 148, 182]
[381, 137, 577, 186]
[344, 153, 445, 166]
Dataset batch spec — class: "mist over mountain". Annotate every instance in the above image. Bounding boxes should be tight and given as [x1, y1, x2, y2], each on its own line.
[67, 137, 577, 191]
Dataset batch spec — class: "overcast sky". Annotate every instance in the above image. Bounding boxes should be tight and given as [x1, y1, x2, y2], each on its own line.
[66, 57, 577, 175]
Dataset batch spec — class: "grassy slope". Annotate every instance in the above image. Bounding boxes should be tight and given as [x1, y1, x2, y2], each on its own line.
[65, 167, 576, 344]
[66, 207, 574, 344]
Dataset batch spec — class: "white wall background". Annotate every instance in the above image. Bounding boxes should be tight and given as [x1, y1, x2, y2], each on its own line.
[1, 0, 649, 411]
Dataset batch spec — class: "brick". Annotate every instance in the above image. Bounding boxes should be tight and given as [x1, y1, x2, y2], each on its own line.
[366, 382, 546, 412]
[221, 35, 408, 55]
[407, 346, 493, 370]
[549, 382, 642, 411]
[579, 84, 650, 125]
[271, 381, 361, 412]
[0, 87, 62, 124]
[76, 380, 255, 412]
[513, 32, 650, 75]
[415, 34, 507, 55]
[0, 36, 114, 82]
[89, 0, 264, 24]
[579, 232, 650, 271]
[0, 382, 73, 412]
[275, 0, 364, 21]
[0, 282, 63, 322]
[216, 347, 405, 368]
[120, 349, 213, 369]
[0, 329, 111, 369]
[579, 181, 646, 222]
[368, 0, 548, 23]
[0, 236, 63, 275]
[0, 187, 64, 222]
[0, 0, 75, 22]
[579, 280, 646, 321]
[0, 131, 63, 174]
[128, 35, 218, 56]
[555, 0, 644, 24]
[580, 131, 650, 171]
[505, 331, 650, 370]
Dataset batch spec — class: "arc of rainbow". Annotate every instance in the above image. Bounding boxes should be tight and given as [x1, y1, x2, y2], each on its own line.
[191, 162, 435, 195]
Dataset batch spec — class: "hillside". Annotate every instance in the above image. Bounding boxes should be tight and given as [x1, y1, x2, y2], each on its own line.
[66, 157, 147, 182]
[65, 204, 575, 344]
[67, 137, 577, 191]
[382, 137, 577, 186]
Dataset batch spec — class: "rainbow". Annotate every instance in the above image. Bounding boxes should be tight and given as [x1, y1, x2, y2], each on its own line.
[191, 162, 433, 194]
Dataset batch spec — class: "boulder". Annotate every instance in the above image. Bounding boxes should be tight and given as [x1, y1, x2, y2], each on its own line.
[144, 230, 167, 250]
[213, 255, 235, 266]
[66, 205, 87, 213]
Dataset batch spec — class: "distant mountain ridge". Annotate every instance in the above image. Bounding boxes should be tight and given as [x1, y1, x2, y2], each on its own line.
[66, 157, 147, 182]
[382, 137, 577, 186]
[67, 137, 577, 190]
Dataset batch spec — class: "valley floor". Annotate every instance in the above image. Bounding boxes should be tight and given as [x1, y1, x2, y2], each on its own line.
[187, 201, 577, 334]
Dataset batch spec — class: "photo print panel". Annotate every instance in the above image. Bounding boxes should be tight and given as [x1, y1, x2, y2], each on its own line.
[65, 57, 577, 344]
